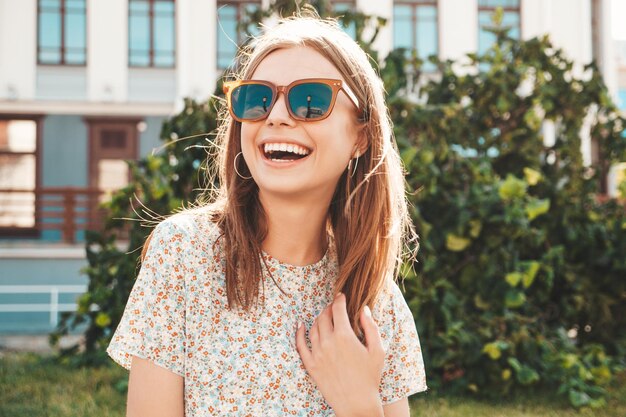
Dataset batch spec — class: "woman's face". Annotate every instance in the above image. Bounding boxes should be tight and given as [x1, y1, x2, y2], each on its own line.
[240, 46, 364, 204]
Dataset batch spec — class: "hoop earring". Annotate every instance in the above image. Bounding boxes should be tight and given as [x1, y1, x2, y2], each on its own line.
[234, 151, 252, 180]
[347, 155, 359, 178]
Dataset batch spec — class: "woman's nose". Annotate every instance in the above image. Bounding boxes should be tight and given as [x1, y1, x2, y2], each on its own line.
[265, 92, 296, 126]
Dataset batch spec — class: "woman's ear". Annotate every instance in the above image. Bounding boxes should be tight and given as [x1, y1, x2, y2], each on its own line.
[353, 124, 369, 158]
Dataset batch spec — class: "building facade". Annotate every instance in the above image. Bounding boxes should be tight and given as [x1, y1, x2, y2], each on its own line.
[0, 0, 620, 334]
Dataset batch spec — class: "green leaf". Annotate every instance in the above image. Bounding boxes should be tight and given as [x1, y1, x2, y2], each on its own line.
[525, 198, 550, 220]
[588, 210, 600, 221]
[569, 389, 591, 407]
[507, 358, 539, 385]
[95, 312, 111, 328]
[419, 149, 435, 165]
[446, 233, 471, 251]
[589, 397, 607, 409]
[474, 294, 490, 310]
[591, 365, 612, 383]
[505, 290, 526, 308]
[522, 261, 540, 288]
[505, 272, 523, 287]
[482, 342, 502, 360]
[77, 293, 91, 314]
[468, 219, 482, 238]
[517, 366, 540, 385]
[563, 353, 578, 369]
[523, 167, 542, 185]
[499, 174, 527, 201]
[482, 341, 509, 360]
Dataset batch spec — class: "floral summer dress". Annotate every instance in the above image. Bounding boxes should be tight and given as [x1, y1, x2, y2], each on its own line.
[107, 210, 427, 416]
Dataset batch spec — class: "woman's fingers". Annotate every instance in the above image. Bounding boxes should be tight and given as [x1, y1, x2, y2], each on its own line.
[316, 304, 334, 341]
[295, 321, 313, 368]
[310, 318, 319, 349]
[330, 293, 352, 331]
[360, 305, 384, 358]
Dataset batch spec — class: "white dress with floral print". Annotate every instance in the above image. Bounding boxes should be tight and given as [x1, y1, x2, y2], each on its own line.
[107, 210, 427, 416]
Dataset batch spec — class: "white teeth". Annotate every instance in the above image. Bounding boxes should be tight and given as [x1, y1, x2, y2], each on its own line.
[263, 143, 310, 156]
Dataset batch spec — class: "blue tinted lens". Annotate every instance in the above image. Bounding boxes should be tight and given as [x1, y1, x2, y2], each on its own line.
[289, 83, 332, 119]
[231, 84, 273, 119]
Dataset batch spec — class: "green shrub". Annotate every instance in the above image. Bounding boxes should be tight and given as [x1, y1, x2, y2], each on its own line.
[393, 14, 626, 407]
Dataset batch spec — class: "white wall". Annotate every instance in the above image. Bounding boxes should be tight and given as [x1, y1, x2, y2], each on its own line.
[0, 0, 37, 101]
[87, 0, 128, 102]
[521, 0, 550, 40]
[522, 0, 593, 73]
[439, 0, 478, 69]
[596, 0, 618, 98]
[357, 0, 393, 59]
[176, 0, 217, 106]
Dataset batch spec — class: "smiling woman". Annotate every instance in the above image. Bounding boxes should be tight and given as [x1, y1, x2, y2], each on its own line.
[106, 8, 427, 417]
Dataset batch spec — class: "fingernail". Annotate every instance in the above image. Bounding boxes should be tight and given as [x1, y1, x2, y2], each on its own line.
[297, 321, 302, 330]
[364, 305, 372, 318]
[335, 292, 343, 299]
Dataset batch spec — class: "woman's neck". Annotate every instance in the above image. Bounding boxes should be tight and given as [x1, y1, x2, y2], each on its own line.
[259, 192, 330, 267]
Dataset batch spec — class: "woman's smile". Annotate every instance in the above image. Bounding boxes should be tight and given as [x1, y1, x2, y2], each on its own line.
[258, 137, 313, 166]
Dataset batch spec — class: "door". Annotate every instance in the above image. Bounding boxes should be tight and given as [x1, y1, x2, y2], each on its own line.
[87, 118, 141, 226]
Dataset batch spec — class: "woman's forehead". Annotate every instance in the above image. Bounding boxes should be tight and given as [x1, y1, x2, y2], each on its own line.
[250, 46, 345, 83]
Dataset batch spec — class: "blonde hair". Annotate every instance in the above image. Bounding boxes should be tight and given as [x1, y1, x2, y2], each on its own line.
[148, 10, 418, 339]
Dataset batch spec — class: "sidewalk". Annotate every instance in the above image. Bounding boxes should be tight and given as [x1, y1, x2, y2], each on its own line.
[0, 334, 85, 357]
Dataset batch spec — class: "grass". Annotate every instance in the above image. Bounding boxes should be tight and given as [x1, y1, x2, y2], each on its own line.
[409, 380, 626, 417]
[1, 351, 625, 416]
[0, 351, 126, 417]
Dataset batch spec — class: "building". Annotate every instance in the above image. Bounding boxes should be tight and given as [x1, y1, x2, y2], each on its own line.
[0, 0, 620, 335]
[609, 38, 626, 196]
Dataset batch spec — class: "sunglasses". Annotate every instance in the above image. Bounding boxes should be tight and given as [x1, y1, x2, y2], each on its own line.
[223, 78, 361, 122]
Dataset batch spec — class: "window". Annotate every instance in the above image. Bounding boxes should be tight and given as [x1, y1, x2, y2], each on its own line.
[0, 118, 40, 231]
[129, 0, 176, 67]
[332, 1, 357, 39]
[217, 1, 261, 69]
[478, 0, 520, 55]
[393, 0, 438, 71]
[37, 0, 86, 65]
[618, 89, 626, 112]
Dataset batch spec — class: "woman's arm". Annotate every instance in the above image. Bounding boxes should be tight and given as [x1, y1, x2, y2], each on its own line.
[126, 355, 184, 417]
[382, 397, 410, 417]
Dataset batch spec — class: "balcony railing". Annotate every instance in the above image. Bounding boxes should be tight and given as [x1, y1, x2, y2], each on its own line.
[0, 187, 107, 244]
[0, 284, 91, 328]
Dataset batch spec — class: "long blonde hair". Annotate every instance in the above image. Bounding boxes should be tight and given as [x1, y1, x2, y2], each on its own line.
[148, 11, 418, 339]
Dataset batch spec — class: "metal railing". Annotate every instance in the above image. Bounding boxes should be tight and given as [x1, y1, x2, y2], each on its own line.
[0, 284, 91, 327]
[0, 187, 106, 243]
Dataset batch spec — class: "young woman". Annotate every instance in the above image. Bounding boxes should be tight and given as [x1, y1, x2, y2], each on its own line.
[107, 12, 427, 417]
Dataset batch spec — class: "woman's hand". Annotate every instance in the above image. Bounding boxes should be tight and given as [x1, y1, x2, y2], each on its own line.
[295, 293, 386, 417]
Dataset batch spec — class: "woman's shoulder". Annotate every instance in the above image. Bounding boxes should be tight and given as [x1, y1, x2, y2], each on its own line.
[164, 206, 220, 235]
[147, 206, 223, 253]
